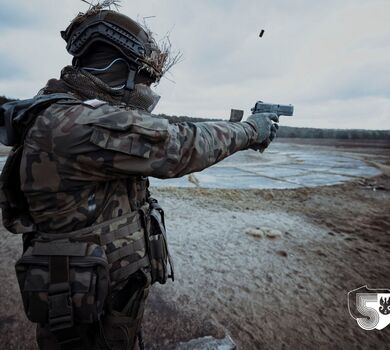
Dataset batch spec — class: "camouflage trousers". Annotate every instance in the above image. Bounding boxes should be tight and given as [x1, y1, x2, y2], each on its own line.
[36, 271, 151, 350]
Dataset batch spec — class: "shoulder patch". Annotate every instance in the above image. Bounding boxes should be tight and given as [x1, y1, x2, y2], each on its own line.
[82, 99, 108, 108]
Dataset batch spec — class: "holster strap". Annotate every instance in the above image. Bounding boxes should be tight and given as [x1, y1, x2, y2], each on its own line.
[110, 255, 150, 284]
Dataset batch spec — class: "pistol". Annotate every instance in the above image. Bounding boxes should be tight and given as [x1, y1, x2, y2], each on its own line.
[251, 101, 294, 117]
[230, 101, 294, 122]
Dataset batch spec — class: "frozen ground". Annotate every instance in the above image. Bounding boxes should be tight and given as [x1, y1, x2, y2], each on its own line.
[142, 175, 390, 349]
[0, 140, 389, 349]
[150, 143, 381, 189]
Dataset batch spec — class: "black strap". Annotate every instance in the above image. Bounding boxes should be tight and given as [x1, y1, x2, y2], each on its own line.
[48, 256, 74, 331]
[50, 256, 69, 284]
[122, 68, 136, 105]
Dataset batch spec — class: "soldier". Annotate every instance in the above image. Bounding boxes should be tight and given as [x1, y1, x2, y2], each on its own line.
[0, 3, 279, 350]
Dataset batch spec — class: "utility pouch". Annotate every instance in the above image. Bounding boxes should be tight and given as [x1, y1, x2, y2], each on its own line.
[15, 239, 110, 331]
[146, 201, 174, 284]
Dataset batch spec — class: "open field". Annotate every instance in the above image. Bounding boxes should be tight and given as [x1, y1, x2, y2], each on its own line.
[0, 139, 389, 349]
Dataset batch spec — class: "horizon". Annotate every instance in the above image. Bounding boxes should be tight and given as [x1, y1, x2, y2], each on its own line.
[1, 94, 389, 133]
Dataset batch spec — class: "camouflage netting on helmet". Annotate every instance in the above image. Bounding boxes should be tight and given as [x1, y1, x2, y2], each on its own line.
[62, 0, 180, 83]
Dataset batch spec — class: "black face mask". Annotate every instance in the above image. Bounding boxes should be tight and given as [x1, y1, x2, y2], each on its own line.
[77, 44, 130, 89]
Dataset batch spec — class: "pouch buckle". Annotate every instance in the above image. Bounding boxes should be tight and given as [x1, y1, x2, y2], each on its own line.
[48, 283, 74, 331]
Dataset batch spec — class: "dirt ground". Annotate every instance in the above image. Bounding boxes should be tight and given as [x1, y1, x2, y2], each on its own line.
[0, 140, 389, 349]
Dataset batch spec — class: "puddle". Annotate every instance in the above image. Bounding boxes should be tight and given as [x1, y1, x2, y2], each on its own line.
[150, 143, 381, 189]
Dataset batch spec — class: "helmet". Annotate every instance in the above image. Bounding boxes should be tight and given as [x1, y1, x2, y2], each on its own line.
[61, 9, 167, 84]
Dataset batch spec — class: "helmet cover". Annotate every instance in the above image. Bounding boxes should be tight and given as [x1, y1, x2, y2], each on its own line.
[61, 1, 170, 82]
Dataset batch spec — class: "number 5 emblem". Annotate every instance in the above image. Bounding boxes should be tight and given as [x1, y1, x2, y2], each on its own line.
[348, 286, 390, 330]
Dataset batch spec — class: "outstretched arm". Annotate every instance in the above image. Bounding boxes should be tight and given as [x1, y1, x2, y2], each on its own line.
[46, 103, 277, 180]
[145, 120, 257, 178]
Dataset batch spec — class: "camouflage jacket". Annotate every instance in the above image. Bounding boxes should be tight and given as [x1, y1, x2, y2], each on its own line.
[20, 97, 257, 234]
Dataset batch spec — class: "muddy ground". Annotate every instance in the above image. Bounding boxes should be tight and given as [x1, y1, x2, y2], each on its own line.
[0, 140, 389, 349]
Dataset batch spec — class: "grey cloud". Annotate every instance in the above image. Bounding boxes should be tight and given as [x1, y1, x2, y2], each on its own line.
[324, 62, 390, 101]
[0, 0, 389, 129]
[0, 0, 70, 30]
[0, 3, 35, 29]
[0, 55, 26, 79]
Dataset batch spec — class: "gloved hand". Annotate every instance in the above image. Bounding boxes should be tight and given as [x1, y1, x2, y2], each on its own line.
[245, 113, 279, 152]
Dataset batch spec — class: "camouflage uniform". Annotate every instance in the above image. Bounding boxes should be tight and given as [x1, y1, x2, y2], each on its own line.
[1, 90, 257, 349]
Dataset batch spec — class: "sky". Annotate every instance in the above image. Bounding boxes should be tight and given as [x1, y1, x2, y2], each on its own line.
[0, 0, 389, 129]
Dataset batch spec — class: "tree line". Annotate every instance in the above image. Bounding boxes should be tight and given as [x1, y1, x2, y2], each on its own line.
[1, 96, 389, 140]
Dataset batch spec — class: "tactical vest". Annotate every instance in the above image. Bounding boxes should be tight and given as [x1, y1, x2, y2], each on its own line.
[0, 95, 173, 349]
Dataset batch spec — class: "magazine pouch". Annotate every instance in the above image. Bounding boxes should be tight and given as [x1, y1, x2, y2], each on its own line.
[15, 239, 110, 331]
[146, 200, 174, 284]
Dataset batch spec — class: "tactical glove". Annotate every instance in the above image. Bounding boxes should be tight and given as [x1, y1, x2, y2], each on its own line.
[245, 113, 279, 152]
